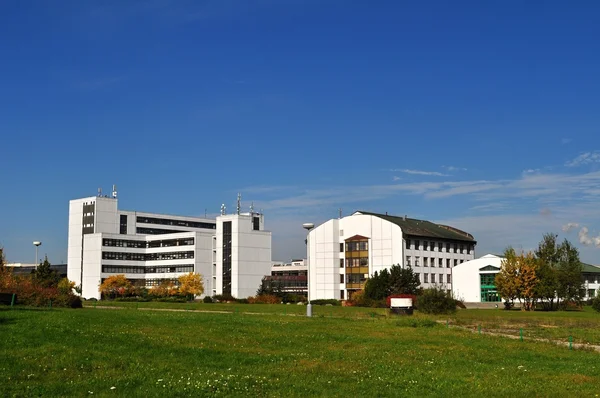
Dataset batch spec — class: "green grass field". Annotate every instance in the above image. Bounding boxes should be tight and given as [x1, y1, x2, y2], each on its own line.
[1, 305, 599, 397]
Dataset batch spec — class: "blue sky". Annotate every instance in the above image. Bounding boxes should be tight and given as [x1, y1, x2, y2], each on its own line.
[1, 1, 600, 264]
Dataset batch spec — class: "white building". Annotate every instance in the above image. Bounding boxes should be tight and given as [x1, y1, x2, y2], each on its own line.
[452, 255, 600, 303]
[451, 254, 504, 303]
[306, 211, 476, 300]
[67, 188, 272, 300]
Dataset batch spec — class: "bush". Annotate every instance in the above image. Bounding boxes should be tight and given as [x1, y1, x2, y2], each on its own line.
[213, 294, 235, 303]
[235, 298, 249, 304]
[203, 296, 213, 303]
[310, 299, 341, 306]
[591, 295, 600, 313]
[417, 288, 457, 315]
[248, 294, 280, 304]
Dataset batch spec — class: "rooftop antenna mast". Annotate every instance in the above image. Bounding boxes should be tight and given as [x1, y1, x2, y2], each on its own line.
[112, 184, 118, 199]
[97, 187, 102, 197]
[339, 208, 342, 219]
[250, 201, 254, 214]
[236, 193, 241, 215]
[220, 204, 226, 216]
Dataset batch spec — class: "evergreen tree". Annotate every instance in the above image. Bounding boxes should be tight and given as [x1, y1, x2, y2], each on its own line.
[534, 233, 560, 310]
[556, 240, 583, 306]
[388, 264, 420, 295]
[32, 256, 60, 288]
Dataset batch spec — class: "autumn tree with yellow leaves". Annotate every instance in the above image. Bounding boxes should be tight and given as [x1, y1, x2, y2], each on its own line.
[178, 272, 204, 300]
[99, 274, 133, 299]
[495, 248, 539, 311]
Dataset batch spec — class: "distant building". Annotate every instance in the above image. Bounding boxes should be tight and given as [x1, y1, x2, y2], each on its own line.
[67, 188, 272, 300]
[6, 263, 67, 278]
[306, 211, 476, 300]
[262, 259, 307, 295]
[452, 255, 600, 303]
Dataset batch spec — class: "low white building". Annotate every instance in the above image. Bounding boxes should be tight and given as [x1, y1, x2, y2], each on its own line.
[452, 255, 600, 303]
[451, 254, 504, 303]
[67, 188, 272, 300]
[306, 211, 476, 300]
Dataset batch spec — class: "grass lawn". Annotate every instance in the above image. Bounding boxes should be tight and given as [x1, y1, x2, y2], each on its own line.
[1, 306, 600, 397]
[440, 307, 600, 346]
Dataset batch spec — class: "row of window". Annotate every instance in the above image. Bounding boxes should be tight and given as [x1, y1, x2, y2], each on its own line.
[100, 278, 179, 287]
[407, 239, 474, 254]
[101, 251, 195, 261]
[137, 216, 216, 230]
[102, 265, 194, 274]
[406, 256, 464, 268]
[419, 273, 452, 284]
[137, 227, 199, 235]
[271, 271, 308, 276]
[346, 258, 369, 267]
[102, 238, 194, 249]
[344, 241, 368, 252]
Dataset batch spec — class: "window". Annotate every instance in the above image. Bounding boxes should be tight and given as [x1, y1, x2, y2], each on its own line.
[460, 260, 464, 264]
[119, 215, 127, 234]
[415, 257, 420, 266]
[253, 217, 260, 231]
[446, 243, 450, 252]
[588, 289, 596, 297]
[433, 242, 437, 251]
[416, 273, 420, 281]
[407, 239, 412, 249]
[406, 256, 411, 266]
[415, 240, 420, 250]
[424, 273, 428, 283]
[454, 259, 458, 267]
[431, 274, 436, 283]
[447, 274, 452, 284]
[424, 241, 429, 251]
[423, 257, 428, 267]
[460, 244, 464, 254]
[439, 274, 443, 284]
[453, 243, 458, 253]
[439, 258, 443, 267]
[431, 241, 435, 251]
[340, 259, 344, 268]
[340, 274, 344, 283]
[340, 290, 345, 300]
[136, 216, 216, 230]
[446, 259, 451, 268]
[431, 258, 435, 268]
[340, 243, 344, 253]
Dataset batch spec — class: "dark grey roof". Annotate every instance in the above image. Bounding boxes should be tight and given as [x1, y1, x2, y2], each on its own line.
[354, 211, 476, 243]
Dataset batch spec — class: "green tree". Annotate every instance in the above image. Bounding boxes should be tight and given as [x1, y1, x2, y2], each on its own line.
[364, 269, 391, 300]
[32, 256, 60, 288]
[556, 240, 583, 306]
[534, 233, 560, 310]
[388, 264, 420, 295]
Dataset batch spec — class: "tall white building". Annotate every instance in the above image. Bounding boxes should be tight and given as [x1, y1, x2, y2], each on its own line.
[67, 188, 271, 299]
[306, 211, 476, 300]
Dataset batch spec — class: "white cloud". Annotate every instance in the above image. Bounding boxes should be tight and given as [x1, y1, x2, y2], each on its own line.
[443, 166, 467, 172]
[391, 169, 449, 177]
[577, 227, 600, 247]
[392, 176, 402, 181]
[561, 138, 572, 145]
[565, 151, 600, 167]
[562, 223, 579, 232]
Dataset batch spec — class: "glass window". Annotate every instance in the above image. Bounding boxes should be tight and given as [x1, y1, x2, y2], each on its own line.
[423, 257, 428, 267]
[447, 274, 452, 284]
[431, 274, 435, 283]
[406, 256, 411, 266]
[424, 273, 428, 283]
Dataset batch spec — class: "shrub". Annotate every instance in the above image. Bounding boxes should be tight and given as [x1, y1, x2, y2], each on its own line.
[417, 288, 457, 315]
[235, 298, 249, 304]
[311, 299, 341, 306]
[591, 295, 600, 313]
[203, 296, 213, 303]
[213, 294, 235, 303]
[248, 294, 280, 304]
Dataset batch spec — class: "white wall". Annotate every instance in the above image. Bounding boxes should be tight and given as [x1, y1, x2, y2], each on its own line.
[82, 234, 103, 299]
[451, 254, 503, 302]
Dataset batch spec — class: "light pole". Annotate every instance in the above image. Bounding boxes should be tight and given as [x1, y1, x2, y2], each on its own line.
[302, 223, 315, 317]
[33, 241, 42, 265]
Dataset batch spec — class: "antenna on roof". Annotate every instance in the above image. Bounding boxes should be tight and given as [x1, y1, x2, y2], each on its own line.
[236, 193, 241, 215]
[220, 204, 226, 216]
[97, 187, 102, 197]
[250, 201, 255, 214]
[339, 208, 342, 219]
[112, 184, 117, 199]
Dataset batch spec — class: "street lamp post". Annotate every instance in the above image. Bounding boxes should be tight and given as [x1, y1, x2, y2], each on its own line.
[302, 223, 315, 317]
[33, 241, 42, 265]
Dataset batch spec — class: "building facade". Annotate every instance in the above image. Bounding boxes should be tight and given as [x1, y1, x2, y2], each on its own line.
[306, 211, 476, 300]
[67, 189, 271, 299]
[262, 259, 307, 295]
